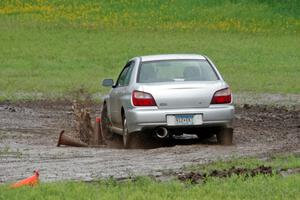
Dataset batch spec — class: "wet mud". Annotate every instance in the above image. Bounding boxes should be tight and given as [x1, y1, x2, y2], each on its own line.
[0, 101, 299, 183]
[177, 165, 273, 184]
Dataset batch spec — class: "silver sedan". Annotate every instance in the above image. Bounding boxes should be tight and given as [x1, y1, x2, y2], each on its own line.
[102, 54, 234, 148]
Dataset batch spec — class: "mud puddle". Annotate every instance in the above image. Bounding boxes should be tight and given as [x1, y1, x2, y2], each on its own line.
[0, 101, 299, 183]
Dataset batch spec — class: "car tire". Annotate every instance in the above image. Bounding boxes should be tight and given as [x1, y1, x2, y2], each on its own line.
[122, 117, 133, 149]
[101, 103, 114, 141]
[216, 127, 233, 145]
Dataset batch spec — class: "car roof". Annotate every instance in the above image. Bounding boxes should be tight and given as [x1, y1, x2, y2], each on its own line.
[138, 54, 206, 62]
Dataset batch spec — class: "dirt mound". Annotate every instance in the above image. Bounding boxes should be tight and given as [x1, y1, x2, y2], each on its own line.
[177, 165, 273, 184]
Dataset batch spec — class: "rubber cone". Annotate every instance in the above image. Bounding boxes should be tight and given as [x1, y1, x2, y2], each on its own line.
[92, 117, 104, 145]
[11, 170, 39, 188]
[57, 130, 88, 147]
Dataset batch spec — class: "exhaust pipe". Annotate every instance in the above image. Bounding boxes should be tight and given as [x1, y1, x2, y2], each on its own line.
[155, 127, 168, 138]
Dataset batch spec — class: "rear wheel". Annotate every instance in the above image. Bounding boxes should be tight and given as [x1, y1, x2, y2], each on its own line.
[101, 103, 114, 141]
[122, 117, 133, 149]
[216, 127, 233, 145]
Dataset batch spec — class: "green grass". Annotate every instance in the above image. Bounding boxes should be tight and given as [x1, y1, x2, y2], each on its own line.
[0, 176, 299, 200]
[0, 0, 299, 101]
[1, 155, 299, 200]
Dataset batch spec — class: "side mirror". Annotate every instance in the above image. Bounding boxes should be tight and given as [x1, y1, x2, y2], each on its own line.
[102, 79, 114, 87]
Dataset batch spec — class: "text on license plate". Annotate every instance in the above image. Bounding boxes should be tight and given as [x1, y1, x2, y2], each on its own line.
[167, 114, 203, 126]
[176, 115, 193, 125]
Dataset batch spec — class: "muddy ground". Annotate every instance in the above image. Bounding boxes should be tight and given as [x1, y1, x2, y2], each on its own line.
[0, 99, 299, 183]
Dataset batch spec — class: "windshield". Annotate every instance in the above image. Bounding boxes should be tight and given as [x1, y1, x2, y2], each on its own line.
[137, 59, 219, 83]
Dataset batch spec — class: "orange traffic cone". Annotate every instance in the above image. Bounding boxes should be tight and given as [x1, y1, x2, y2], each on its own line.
[57, 130, 88, 147]
[93, 117, 104, 145]
[11, 170, 39, 188]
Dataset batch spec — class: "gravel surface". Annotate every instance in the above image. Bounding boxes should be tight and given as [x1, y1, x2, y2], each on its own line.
[0, 96, 299, 183]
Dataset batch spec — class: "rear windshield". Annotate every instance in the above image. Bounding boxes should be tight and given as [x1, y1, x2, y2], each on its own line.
[137, 60, 219, 83]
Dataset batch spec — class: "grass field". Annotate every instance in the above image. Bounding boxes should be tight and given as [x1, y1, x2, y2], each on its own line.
[0, 0, 299, 101]
[1, 155, 299, 200]
[1, 175, 299, 200]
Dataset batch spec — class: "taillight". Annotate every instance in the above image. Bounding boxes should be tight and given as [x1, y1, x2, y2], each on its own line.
[132, 90, 157, 106]
[211, 88, 232, 104]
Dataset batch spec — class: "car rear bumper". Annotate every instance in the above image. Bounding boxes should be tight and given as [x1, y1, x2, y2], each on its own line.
[126, 105, 234, 133]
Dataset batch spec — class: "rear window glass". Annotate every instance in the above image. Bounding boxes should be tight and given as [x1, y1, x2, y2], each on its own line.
[137, 60, 219, 83]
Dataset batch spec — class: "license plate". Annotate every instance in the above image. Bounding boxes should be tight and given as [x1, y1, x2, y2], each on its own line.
[167, 114, 203, 126]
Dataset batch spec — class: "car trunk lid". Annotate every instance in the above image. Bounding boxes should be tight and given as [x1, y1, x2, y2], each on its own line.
[140, 81, 224, 109]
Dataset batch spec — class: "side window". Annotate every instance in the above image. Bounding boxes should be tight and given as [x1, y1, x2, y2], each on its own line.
[116, 61, 134, 87]
[123, 62, 135, 85]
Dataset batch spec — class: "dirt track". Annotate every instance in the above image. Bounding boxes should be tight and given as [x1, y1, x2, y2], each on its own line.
[0, 100, 299, 183]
